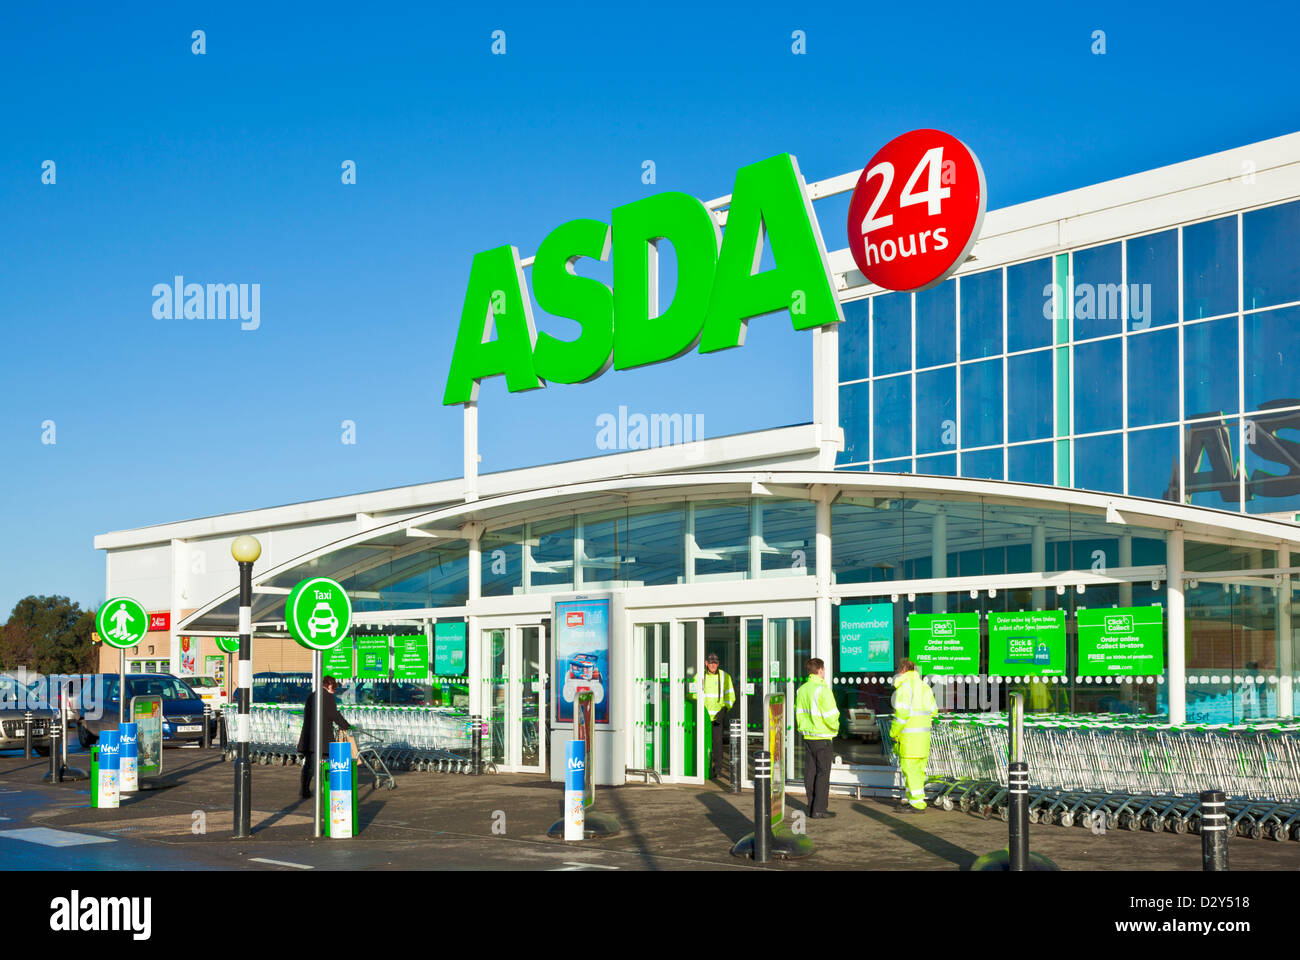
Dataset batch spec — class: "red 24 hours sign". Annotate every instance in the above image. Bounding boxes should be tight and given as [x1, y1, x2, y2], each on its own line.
[847, 129, 986, 292]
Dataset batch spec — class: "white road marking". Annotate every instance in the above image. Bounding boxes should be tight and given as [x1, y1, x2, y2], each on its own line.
[0, 827, 115, 847]
[249, 857, 314, 870]
[552, 861, 618, 871]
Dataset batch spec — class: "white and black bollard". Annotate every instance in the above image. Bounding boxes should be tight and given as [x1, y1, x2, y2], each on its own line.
[218, 707, 229, 756]
[23, 711, 32, 759]
[470, 715, 483, 775]
[729, 719, 742, 794]
[230, 535, 261, 839]
[202, 704, 211, 749]
[1008, 761, 1029, 871]
[1201, 790, 1228, 871]
[45, 723, 62, 783]
[752, 750, 771, 864]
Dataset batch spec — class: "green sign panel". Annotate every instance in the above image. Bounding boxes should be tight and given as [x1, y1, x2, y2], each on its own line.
[356, 636, 390, 679]
[323, 642, 355, 679]
[988, 611, 1067, 677]
[434, 622, 467, 676]
[214, 636, 240, 654]
[132, 695, 163, 779]
[96, 597, 149, 650]
[838, 602, 895, 673]
[393, 634, 430, 680]
[907, 613, 981, 675]
[1077, 606, 1165, 676]
[286, 577, 352, 651]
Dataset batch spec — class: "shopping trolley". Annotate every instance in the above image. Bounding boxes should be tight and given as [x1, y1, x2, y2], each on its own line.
[351, 725, 397, 790]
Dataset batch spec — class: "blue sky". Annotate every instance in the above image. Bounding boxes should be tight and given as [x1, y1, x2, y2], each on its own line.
[1, 1, 1297, 618]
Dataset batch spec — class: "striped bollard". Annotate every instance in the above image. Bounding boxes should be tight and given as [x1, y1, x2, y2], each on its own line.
[1008, 760, 1029, 872]
[752, 750, 771, 863]
[1201, 790, 1228, 871]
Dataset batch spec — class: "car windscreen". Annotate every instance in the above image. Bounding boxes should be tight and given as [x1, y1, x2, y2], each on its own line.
[126, 677, 200, 701]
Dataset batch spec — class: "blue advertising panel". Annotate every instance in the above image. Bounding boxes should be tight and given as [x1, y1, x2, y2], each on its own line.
[838, 601, 896, 672]
[555, 596, 611, 725]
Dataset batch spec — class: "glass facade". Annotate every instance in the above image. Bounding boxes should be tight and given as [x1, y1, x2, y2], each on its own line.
[837, 199, 1300, 516]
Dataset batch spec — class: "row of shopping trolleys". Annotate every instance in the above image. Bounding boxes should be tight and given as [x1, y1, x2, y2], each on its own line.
[895, 711, 1300, 841]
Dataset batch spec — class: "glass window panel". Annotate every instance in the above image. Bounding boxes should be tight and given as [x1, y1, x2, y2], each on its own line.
[961, 448, 1003, 480]
[1072, 243, 1123, 340]
[529, 516, 574, 591]
[1007, 442, 1053, 486]
[1244, 200, 1300, 311]
[1007, 258, 1053, 352]
[874, 457, 913, 473]
[915, 366, 956, 455]
[839, 298, 870, 382]
[482, 525, 523, 597]
[1184, 317, 1240, 419]
[1244, 304, 1300, 413]
[1127, 426, 1181, 501]
[1244, 405, 1300, 514]
[1185, 417, 1241, 509]
[873, 374, 911, 461]
[692, 500, 750, 579]
[872, 292, 911, 376]
[960, 268, 1002, 360]
[580, 512, 625, 586]
[1184, 216, 1238, 320]
[915, 453, 956, 476]
[832, 498, 903, 584]
[837, 381, 869, 465]
[1127, 327, 1178, 427]
[759, 500, 816, 576]
[624, 504, 685, 587]
[915, 280, 956, 368]
[960, 358, 1003, 448]
[1126, 229, 1178, 329]
[1007, 349, 1053, 442]
[1073, 338, 1122, 434]
[1073, 432, 1123, 494]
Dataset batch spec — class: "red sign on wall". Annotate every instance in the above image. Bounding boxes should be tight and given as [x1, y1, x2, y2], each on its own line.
[148, 612, 170, 632]
[847, 129, 986, 292]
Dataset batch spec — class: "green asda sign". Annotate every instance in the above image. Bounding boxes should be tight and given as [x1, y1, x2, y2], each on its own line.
[1077, 606, 1164, 676]
[393, 634, 430, 680]
[988, 611, 1067, 678]
[907, 613, 980, 675]
[443, 153, 843, 404]
[356, 636, 390, 679]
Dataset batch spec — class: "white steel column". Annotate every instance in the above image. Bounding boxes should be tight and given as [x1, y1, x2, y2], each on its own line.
[170, 537, 187, 675]
[1119, 534, 1133, 607]
[468, 529, 482, 718]
[1031, 522, 1046, 610]
[684, 504, 697, 585]
[573, 517, 584, 591]
[464, 400, 479, 502]
[814, 491, 833, 665]
[749, 501, 763, 580]
[1167, 525, 1186, 725]
[932, 508, 948, 614]
[1278, 545, 1293, 717]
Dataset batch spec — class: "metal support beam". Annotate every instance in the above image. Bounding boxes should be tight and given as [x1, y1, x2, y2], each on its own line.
[1167, 526, 1186, 725]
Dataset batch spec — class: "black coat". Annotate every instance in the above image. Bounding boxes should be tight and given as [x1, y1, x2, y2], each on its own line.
[296, 688, 351, 754]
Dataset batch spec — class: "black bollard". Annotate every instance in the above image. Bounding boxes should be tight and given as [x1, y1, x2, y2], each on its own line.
[48, 724, 62, 783]
[23, 712, 33, 759]
[753, 750, 771, 864]
[218, 708, 229, 756]
[1008, 761, 1029, 872]
[470, 715, 482, 775]
[202, 704, 211, 749]
[729, 720, 742, 794]
[1201, 790, 1228, 871]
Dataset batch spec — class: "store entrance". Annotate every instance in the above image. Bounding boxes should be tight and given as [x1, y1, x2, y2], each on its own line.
[479, 621, 548, 773]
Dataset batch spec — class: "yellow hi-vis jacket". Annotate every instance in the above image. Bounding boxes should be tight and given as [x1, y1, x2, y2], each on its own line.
[688, 669, 736, 718]
[891, 670, 937, 758]
[795, 674, 839, 740]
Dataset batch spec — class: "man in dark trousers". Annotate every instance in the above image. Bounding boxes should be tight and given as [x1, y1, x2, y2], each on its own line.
[298, 675, 355, 800]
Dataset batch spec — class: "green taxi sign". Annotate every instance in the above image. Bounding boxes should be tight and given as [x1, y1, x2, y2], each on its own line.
[214, 636, 240, 654]
[286, 577, 352, 651]
[96, 597, 149, 650]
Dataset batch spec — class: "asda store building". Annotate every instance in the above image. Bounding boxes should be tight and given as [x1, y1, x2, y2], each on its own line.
[99, 131, 1300, 790]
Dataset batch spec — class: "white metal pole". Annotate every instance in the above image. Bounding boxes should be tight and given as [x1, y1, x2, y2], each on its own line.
[814, 494, 832, 666]
[932, 508, 948, 614]
[1031, 522, 1046, 611]
[464, 399, 479, 503]
[1278, 546, 1293, 718]
[1119, 534, 1133, 607]
[119, 648, 125, 725]
[1167, 526, 1186, 724]
[313, 649, 322, 839]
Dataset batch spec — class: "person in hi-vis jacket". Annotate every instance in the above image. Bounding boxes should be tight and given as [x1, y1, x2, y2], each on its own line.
[687, 653, 736, 780]
[890, 659, 937, 813]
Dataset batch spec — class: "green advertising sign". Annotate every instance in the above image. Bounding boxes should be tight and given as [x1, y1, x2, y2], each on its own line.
[442, 152, 844, 405]
[1077, 606, 1165, 676]
[323, 642, 355, 679]
[286, 577, 352, 651]
[132, 695, 163, 779]
[988, 611, 1067, 677]
[838, 602, 895, 673]
[214, 636, 240, 654]
[355, 636, 390, 679]
[907, 613, 981, 675]
[393, 634, 430, 680]
[434, 622, 467, 677]
[96, 597, 149, 650]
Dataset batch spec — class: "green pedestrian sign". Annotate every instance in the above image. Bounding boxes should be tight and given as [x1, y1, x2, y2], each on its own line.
[96, 597, 149, 650]
[286, 577, 352, 651]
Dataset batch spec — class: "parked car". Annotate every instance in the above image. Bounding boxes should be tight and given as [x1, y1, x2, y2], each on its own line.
[181, 675, 228, 711]
[77, 674, 213, 748]
[0, 675, 57, 754]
